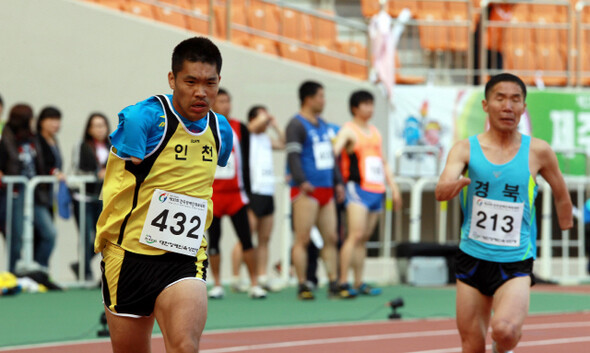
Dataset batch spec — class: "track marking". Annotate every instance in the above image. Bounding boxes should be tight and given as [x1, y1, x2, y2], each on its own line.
[200, 321, 590, 353]
[409, 336, 590, 353]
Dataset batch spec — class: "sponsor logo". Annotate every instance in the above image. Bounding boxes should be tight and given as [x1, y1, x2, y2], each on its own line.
[159, 193, 168, 203]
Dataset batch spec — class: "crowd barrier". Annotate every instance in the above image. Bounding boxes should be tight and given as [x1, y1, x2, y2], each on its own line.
[3, 172, 587, 286]
[1, 175, 97, 286]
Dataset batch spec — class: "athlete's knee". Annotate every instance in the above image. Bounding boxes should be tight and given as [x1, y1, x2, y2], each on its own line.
[168, 335, 200, 353]
[491, 318, 521, 348]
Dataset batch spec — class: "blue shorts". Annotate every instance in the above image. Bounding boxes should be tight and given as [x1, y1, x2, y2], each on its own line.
[345, 182, 384, 212]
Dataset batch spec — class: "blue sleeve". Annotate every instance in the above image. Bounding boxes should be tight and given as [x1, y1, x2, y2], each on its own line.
[216, 114, 233, 167]
[110, 97, 163, 159]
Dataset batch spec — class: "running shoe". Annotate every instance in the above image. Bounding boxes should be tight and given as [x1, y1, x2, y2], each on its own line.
[328, 282, 357, 299]
[208, 286, 225, 299]
[297, 283, 315, 300]
[230, 279, 249, 293]
[248, 285, 268, 299]
[357, 283, 382, 296]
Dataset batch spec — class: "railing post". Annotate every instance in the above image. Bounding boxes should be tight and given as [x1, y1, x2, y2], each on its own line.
[539, 180, 553, 279]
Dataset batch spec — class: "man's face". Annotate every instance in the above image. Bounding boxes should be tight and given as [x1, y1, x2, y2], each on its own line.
[307, 88, 325, 115]
[353, 101, 374, 121]
[169, 60, 220, 121]
[482, 81, 526, 132]
[213, 93, 231, 118]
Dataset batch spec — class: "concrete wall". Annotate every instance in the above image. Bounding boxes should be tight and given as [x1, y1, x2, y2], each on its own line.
[0, 0, 391, 285]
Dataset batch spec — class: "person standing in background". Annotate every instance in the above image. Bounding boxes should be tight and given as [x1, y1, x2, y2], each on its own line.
[70, 112, 111, 280]
[231, 105, 285, 292]
[207, 89, 266, 299]
[33, 106, 64, 272]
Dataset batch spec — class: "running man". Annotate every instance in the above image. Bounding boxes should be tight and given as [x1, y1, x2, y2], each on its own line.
[207, 88, 266, 299]
[95, 37, 233, 353]
[286, 80, 355, 300]
[435, 73, 573, 353]
[333, 90, 402, 296]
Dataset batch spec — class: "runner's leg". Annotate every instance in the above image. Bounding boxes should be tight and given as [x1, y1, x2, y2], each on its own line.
[456, 280, 493, 353]
[490, 276, 531, 353]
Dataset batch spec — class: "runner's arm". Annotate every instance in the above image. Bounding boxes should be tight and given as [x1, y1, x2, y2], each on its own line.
[435, 139, 471, 201]
[537, 141, 573, 230]
[332, 126, 353, 157]
[285, 118, 308, 186]
[384, 160, 402, 210]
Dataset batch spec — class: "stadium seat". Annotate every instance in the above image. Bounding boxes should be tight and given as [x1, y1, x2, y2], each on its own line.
[153, 4, 188, 30]
[338, 41, 368, 80]
[389, 1, 419, 18]
[248, 36, 279, 56]
[535, 44, 567, 86]
[185, 1, 210, 35]
[503, 45, 536, 85]
[530, 4, 567, 55]
[214, 5, 249, 46]
[310, 11, 339, 49]
[278, 42, 313, 66]
[247, 1, 280, 36]
[417, 1, 449, 51]
[93, 0, 125, 11]
[360, 0, 382, 18]
[311, 46, 344, 75]
[278, 8, 313, 43]
[122, 1, 156, 20]
[447, 2, 469, 52]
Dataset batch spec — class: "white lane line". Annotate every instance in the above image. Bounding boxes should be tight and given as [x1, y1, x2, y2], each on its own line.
[409, 336, 590, 353]
[200, 321, 590, 353]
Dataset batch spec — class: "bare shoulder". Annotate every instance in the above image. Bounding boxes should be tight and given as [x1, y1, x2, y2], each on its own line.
[449, 138, 471, 161]
[529, 137, 554, 160]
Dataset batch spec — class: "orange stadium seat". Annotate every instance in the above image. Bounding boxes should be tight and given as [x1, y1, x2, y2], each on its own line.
[153, 4, 188, 30]
[122, 1, 156, 20]
[447, 2, 469, 52]
[185, 1, 211, 35]
[339, 41, 368, 80]
[93, 0, 125, 11]
[214, 5, 249, 46]
[503, 4, 532, 49]
[503, 45, 536, 85]
[278, 8, 313, 43]
[247, 1, 280, 35]
[535, 44, 567, 86]
[360, 0, 382, 18]
[311, 47, 344, 75]
[310, 11, 339, 48]
[530, 4, 567, 55]
[248, 35, 279, 56]
[417, 1, 449, 51]
[389, 1, 419, 18]
[278, 42, 313, 66]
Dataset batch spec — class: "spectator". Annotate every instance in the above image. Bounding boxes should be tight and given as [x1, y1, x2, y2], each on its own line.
[33, 106, 63, 271]
[207, 88, 267, 299]
[0, 104, 38, 272]
[70, 112, 111, 280]
[231, 105, 285, 291]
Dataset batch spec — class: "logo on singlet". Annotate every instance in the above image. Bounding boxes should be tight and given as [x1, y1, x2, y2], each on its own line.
[159, 193, 168, 203]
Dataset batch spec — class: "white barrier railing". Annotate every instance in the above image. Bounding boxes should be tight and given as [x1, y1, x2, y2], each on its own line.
[1, 174, 97, 285]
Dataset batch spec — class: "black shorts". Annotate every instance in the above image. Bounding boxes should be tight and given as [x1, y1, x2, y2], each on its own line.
[248, 194, 275, 218]
[454, 250, 535, 297]
[101, 243, 208, 317]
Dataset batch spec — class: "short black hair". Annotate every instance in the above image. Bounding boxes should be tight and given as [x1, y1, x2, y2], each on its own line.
[298, 81, 323, 106]
[172, 36, 222, 76]
[36, 106, 62, 133]
[218, 87, 230, 98]
[247, 105, 266, 122]
[485, 73, 527, 100]
[349, 90, 374, 115]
